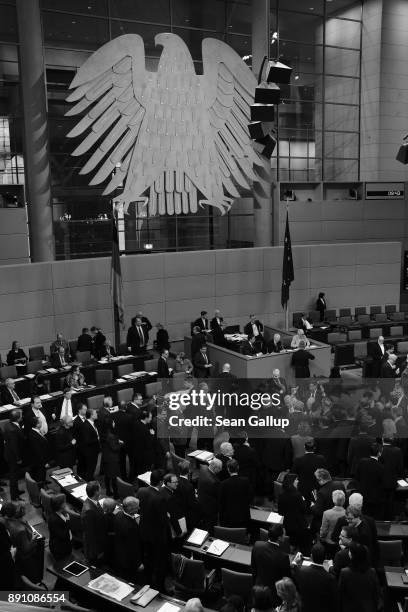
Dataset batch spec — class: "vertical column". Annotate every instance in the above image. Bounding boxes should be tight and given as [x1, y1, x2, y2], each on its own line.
[252, 0, 274, 246]
[16, 0, 54, 261]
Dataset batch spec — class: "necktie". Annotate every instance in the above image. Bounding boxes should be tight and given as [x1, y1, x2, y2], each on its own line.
[138, 326, 144, 345]
[11, 389, 20, 402]
[203, 353, 208, 364]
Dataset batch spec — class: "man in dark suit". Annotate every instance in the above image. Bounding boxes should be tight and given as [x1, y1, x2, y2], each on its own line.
[174, 460, 198, 531]
[136, 311, 153, 345]
[219, 459, 252, 528]
[28, 417, 49, 485]
[81, 481, 106, 565]
[291, 341, 315, 378]
[1, 378, 21, 405]
[130, 409, 156, 479]
[316, 292, 326, 322]
[310, 469, 345, 533]
[380, 353, 400, 396]
[80, 408, 100, 482]
[329, 524, 360, 579]
[211, 309, 225, 346]
[193, 345, 213, 378]
[241, 336, 257, 356]
[380, 437, 404, 519]
[77, 327, 92, 353]
[113, 401, 132, 481]
[244, 315, 264, 353]
[197, 457, 222, 532]
[127, 317, 147, 355]
[193, 310, 211, 335]
[371, 335, 386, 378]
[136, 470, 169, 591]
[191, 326, 206, 357]
[51, 346, 70, 368]
[3, 409, 25, 500]
[355, 441, 385, 520]
[114, 496, 143, 581]
[218, 363, 236, 379]
[251, 524, 291, 607]
[293, 440, 327, 505]
[50, 333, 71, 362]
[347, 424, 374, 477]
[157, 348, 172, 378]
[72, 404, 87, 478]
[261, 429, 293, 499]
[232, 431, 260, 484]
[48, 495, 72, 561]
[90, 326, 106, 359]
[293, 544, 338, 612]
[55, 415, 76, 469]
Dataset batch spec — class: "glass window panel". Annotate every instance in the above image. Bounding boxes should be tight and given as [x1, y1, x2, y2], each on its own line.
[279, 100, 316, 130]
[325, 47, 360, 77]
[173, 28, 222, 61]
[276, 1, 324, 14]
[324, 131, 359, 159]
[324, 103, 359, 131]
[279, 162, 320, 182]
[325, 17, 360, 49]
[225, 33, 251, 57]
[109, 0, 170, 24]
[279, 11, 324, 45]
[278, 41, 322, 75]
[225, 1, 251, 35]
[42, 12, 109, 50]
[173, 0, 224, 31]
[280, 75, 323, 102]
[0, 5, 18, 43]
[326, 1, 362, 20]
[324, 157, 358, 181]
[110, 21, 163, 56]
[325, 75, 359, 105]
[41, 0, 108, 17]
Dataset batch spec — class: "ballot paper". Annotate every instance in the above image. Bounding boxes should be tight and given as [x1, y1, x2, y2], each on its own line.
[195, 451, 214, 462]
[398, 479, 408, 487]
[87, 573, 134, 602]
[58, 474, 78, 487]
[0, 404, 14, 413]
[25, 373, 36, 379]
[266, 512, 284, 524]
[71, 483, 88, 500]
[187, 450, 202, 458]
[147, 371, 157, 376]
[156, 603, 180, 612]
[207, 539, 229, 556]
[187, 528, 209, 546]
[46, 368, 58, 373]
[116, 378, 127, 383]
[138, 471, 151, 485]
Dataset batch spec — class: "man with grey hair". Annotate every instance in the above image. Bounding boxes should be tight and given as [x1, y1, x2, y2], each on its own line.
[197, 457, 222, 532]
[114, 496, 142, 580]
[185, 599, 204, 612]
[55, 414, 76, 469]
[216, 441, 234, 481]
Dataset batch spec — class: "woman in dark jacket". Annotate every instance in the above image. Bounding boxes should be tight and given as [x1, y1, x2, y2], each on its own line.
[278, 472, 310, 555]
[102, 419, 121, 498]
[7, 341, 27, 367]
[338, 543, 380, 612]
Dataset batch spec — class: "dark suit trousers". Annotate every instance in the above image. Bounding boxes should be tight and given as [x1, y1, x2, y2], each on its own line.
[8, 461, 20, 499]
[119, 445, 130, 480]
[30, 465, 46, 486]
[84, 453, 98, 482]
[363, 500, 384, 521]
[143, 539, 168, 591]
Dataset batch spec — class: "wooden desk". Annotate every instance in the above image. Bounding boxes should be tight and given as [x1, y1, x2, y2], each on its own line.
[376, 522, 408, 539]
[250, 506, 283, 527]
[48, 560, 198, 612]
[385, 567, 408, 591]
[183, 536, 251, 572]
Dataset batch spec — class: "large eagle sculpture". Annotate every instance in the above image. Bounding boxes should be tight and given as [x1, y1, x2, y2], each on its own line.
[66, 33, 261, 215]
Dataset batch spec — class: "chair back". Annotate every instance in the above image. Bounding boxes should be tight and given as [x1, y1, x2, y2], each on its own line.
[0, 365, 17, 380]
[221, 568, 253, 602]
[390, 326, 404, 337]
[348, 330, 361, 341]
[66, 508, 83, 544]
[339, 308, 351, 317]
[338, 316, 352, 325]
[69, 340, 78, 358]
[117, 363, 133, 377]
[334, 344, 354, 367]
[327, 332, 346, 344]
[357, 314, 370, 324]
[76, 351, 91, 363]
[144, 358, 159, 372]
[40, 488, 55, 520]
[29, 346, 45, 361]
[26, 360, 42, 375]
[118, 342, 128, 355]
[117, 387, 133, 404]
[25, 472, 41, 507]
[117, 477, 136, 500]
[375, 313, 387, 322]
[354, 341, 367, 358]
[325, 309, 337, 322]
[145, 381, 163, 397]
[274, 480, 283, 500]
[308, 310, 320, 324]
[378, 539, 402, 567]
[213, 526, 248, 545]
[171, 553, 206, 595]
[385, 304, 397, 314]
[370, 305, 382, 315]
[354, 307, 367, 317]
[397, 341, 408, 354]
[86, 394, 105, 411]
[391, 312, 405, 321]
[172, 376, 187, 391]
[95, 369, 113, 386]
[369, 327, 383, 338]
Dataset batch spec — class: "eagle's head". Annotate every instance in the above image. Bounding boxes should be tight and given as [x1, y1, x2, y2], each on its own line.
[154, 32, 195, 74]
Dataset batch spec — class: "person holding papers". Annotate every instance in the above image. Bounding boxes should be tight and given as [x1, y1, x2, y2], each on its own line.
[299, 314, 313, 333]
[161, 473, 187, 541]
[7, 341, 27, 367]
[219, 459, 252, 529]
[65, 365, 85, 390]
[193, 344, 213, 378]
[241, 335, 258, 357]
[290, 329, 311, 349]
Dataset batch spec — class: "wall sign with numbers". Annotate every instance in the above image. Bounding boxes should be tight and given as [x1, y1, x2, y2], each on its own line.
[365, 182, 405, 200]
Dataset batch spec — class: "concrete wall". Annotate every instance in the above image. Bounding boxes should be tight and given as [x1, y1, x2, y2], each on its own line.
[0, 209, 30, 264]
[0, 242, 400, 359]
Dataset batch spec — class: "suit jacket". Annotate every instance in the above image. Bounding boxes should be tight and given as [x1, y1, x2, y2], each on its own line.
[136, 486, 169, 544]
[267, 340, 283, 353]
[126, 325, 146, 354]
[55, 426, 76, 468]
[7, 348, 27, 366]
[210, 317, 225, 345]
[330, 548, 350, 579]
[1, 387, 20, 406]
[295, 564, 338, 612]
[291, 349, 315, 378]
[197, 466, 220, 524]
[191, 332, 206, 357]
[28, 430, 49, 468]
[251, 541, 291, 606]
[347, 434, 374, 476]
[261, 434, 292, 473]
[3, 421, 24, 464]
[380, 361, 397, 378]
[113, 511, 143, 577]
[293, 452, 327, 499]
[278, 489, 308, 533]
[80, 420, 100, 460]
[355, 457, 385, 504]
[81, 498, 106, 561]
[157, 356, 171, 378]
[72, 415, 86, 443]
[241, 340, 257, 356]
[316, 297, 326, 313]
[193, 351, 211, 377]
[174, 476, 198, 531]
[219, 474, 252, 527]
[101, 431, 120, 477]
[112, 410, 132, 444]
[380, 443, 404, 488]
[140, 316, 153, 342]
[51, 352, 70, 368]
[50, 340, 70, 359]
[77, 333, 93, 353]
[193, 317, 210, 333]
[92, 331, 106, 359]
[48, 512, 72, 560]
[156, 328, 170, 350]
[312, 480, 345, 520]
[338, 566, 380, 612]
[244, 320, 263, 337]
[131, 420, 156, 472]
[233, 443, 260, 483]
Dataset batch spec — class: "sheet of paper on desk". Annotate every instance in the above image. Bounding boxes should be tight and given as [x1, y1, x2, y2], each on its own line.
[266, 512, 284, 524]
[87, 573, 134, 602]
[157, 603, 180, 612]
[39, 394, 52, 400]
[71, 483, 88, 499]
[58, 474, 78, 487]
[207, 539, 229, 556]
[18, 398, 31, 405]
[187, 450, 202, 458]
[46, 368, 58, 373]
[25, 373, 36, 379]
[116, 378, 127, 383]
[196, 451, 214, 461]
[14, 377, 25, 382]
[398, 480, 408, 487]
[148, 371, 157, 376]
[138, 471, 151, 485]
[0, 404, 14, 412]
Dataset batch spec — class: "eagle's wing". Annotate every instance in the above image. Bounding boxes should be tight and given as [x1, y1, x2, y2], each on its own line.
[201, 38, 261, 197]
[66, 34, 148, 195]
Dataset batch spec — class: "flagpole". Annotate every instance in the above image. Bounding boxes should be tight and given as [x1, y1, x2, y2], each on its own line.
[285, 195, 289, 331]
[113, 204, 121, 353]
